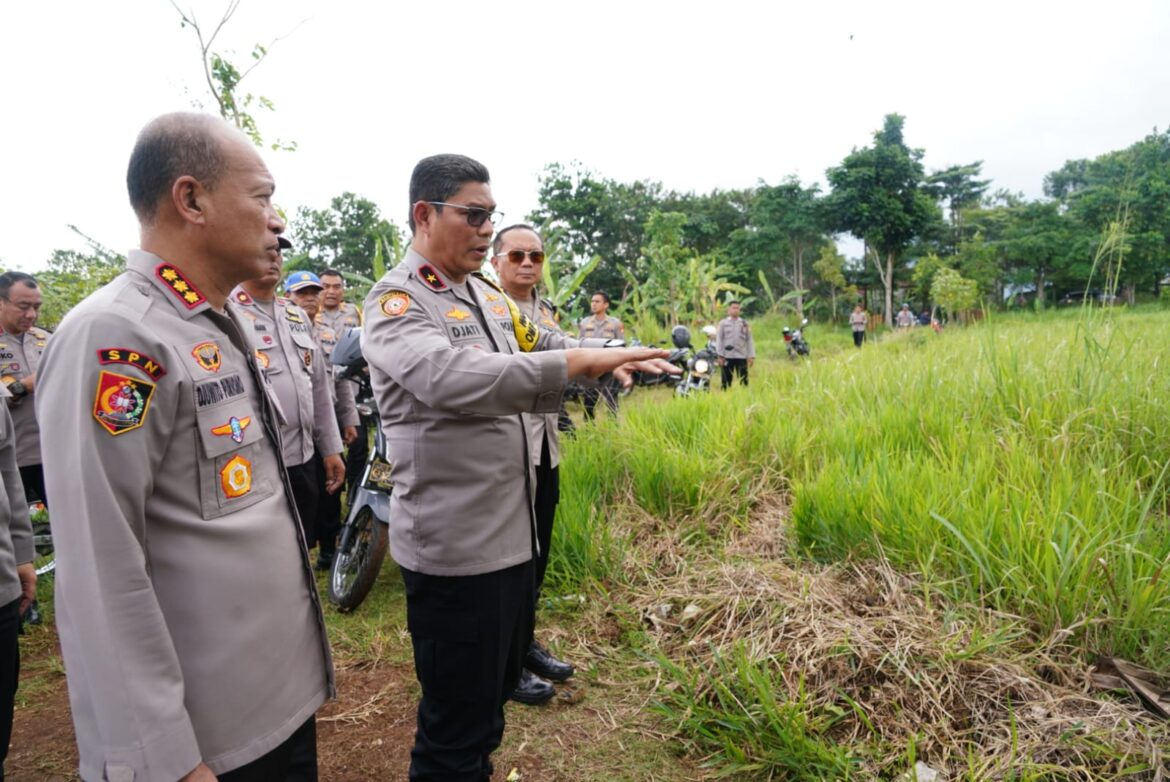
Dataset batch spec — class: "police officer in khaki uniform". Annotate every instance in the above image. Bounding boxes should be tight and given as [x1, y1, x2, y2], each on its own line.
[232, 266, 345, 560]
[284, 270, 359, 570]
[490, 225, 576, 706]
[577, 291, 625, 419]
[315, 268, 367, 500]
[364, 154, 675, 780]
[714, 300, 755, 387]
[0, 385, 35, 779]
[37, 112, 333, 782]
[0, 272, 51, 506]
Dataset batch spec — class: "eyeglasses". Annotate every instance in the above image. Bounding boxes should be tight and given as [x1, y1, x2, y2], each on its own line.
[427, 201, 504, 228]
[495, 250, 546, 264]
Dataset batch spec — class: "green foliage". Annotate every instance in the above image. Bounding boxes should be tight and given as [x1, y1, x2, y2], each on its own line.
[172, 0, 296, 151]
[288, 192, 401, 280]
[930, 267, 979, 319]
[35, 227, 125, 328]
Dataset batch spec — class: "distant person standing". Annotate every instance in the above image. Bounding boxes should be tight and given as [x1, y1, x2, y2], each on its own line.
[316, 269, 367, 500]
[578, 291, 624, 419]
[895, 303, 916, 329]
[849, 303, 868, 348]
[0, 273, 51, 509]
[714, 300, 754, 387]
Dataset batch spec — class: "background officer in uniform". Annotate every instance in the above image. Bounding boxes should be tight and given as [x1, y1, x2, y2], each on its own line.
[233, 264, 345, 563]
[364, 154, 676, 781]
[37, 112, 333, 782]
[490, 224, 575, 706]
[285, 270, 359, 570]
[577, 291, 625, 419]
[0, 386, 35, 779]
[316, 268, 367, 496]
[0, 272, 51, 507]
[714, 300, 755, 387]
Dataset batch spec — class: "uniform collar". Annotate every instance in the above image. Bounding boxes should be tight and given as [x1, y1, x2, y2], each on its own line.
[128, 250, 214, 319]
[404, 248, 457, 293]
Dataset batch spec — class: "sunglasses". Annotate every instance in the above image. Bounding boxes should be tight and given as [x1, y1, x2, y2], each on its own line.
[495, 250, 546, 264]
[427, 201, 504, 228]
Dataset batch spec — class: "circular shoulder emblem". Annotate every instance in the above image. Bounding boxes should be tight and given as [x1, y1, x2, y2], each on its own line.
[380, 290, 411, 318]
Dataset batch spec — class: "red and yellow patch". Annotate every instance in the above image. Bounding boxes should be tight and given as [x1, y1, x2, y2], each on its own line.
[97, 348, 166, 380]
[211, 416, 252, 444]
[445, 307, 471, 321]
[380, 290, 411, 318]
[92, 371, 155, 436]
[416, 264, 448, 291]
[191, 342, 221, 372]
[156, 263, 205, 309]
[220, 455, 252, 499]
[234, 289, 253, 305]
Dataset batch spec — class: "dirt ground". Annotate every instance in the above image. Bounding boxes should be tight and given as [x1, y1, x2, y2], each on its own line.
[5, 621, 681, 782]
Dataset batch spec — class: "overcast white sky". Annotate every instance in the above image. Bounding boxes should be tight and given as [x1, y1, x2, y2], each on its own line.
[2, 0, 1167, 270]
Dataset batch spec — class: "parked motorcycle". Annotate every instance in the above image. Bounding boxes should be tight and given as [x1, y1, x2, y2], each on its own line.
[673, 325, 717, 397]
[783, 319, 811, 359]
[628, 337, 688, 389]
[328, 328, 393, 612]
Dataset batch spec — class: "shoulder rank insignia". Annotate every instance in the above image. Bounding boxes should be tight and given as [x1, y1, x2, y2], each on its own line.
[93, 371, 156, 435]
[97, 348, 167, 381]
[156, 263, 206, 309]
[192, 341, 222, 372]
[211, 415, 252, 444]
[380, 290, 411, 318]
[234, 289, 253, 305]
[416, 264, 448, 291]
[220, 455, 252, 499]
[445, 307, 471, 321]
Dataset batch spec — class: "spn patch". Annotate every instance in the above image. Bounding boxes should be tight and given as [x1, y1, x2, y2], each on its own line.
[445, 307, 471, 321]
[417, 264, 448, 291]
[380, 291, 411, 318]
[97, 348, 167, 380]
[195, 374, 247, 408]
[93, 371, 155, 436]
[191, 341, 222, 372]
[156, 264, 206, 309]
[211, 415, 252, 444]
[220, 455, 253, 499]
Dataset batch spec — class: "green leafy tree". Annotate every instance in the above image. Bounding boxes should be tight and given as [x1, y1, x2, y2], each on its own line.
[825, 114, 941, 325]
[925, 162, 991, 254]
[288, 193, 401, 280]
[171, 0, 298, 150]
[1000, 200, 1075, 307]
[931, 267, 979, 322]
[810, 244, 855, 322]
[34, 227, 126, 328]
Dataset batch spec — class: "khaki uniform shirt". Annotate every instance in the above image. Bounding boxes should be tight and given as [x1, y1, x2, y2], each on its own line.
[232, 290, 343, 466]
[0, 390, 33, 607]
[38, 250, 334, 781]
[0, 325, 50, 467]
[715, 316, 755, 359]
[578, 314, 624, 340]
[514, 292, 572, 469]
[311, 319, 359, 431]
[364, 249, 574, 577]
[315, 301, 362, 336]
[849, 310, 868, 332]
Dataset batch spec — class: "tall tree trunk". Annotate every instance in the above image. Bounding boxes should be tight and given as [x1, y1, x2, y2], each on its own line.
[794, 245, 805, 318]
[1034, 270, 1046, 307]
[865, 243, 895, 327]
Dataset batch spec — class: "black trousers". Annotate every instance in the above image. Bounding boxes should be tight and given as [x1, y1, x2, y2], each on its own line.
[286, 459, 321, 548]
[314, 450, 340, 558]
[402, 560, 534, 782]
[17, 464, 45, 507]
[217, 715, 317, 782]
[582, 379, 619, 420]
[532, 437, 560, 612]
[853, 330, 865, 348]
[720, 358, 748, 388]
[0, 598, 20, 780]
[345, 425, 369, 492]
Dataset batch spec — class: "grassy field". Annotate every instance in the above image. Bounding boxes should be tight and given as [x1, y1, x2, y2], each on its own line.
[15, 306, 1170, 780]
[547, 306, 1170, 779]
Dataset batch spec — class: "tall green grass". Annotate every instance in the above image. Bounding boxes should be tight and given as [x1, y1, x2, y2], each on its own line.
[554, 307, 1170, 668]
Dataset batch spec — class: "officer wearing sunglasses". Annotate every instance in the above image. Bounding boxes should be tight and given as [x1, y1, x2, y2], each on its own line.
[362, 154, 678, 780]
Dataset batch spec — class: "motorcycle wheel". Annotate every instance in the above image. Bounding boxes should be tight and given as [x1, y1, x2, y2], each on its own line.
[328, 506, 388, 612]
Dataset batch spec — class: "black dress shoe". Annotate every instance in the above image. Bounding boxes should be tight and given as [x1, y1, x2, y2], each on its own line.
[511, 669, 554, 705]
[526, 641, 574, 682]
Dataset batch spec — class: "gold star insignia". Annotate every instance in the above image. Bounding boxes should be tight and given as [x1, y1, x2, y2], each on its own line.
[160, 269, 178, 281]
[426, 274, 438, 283]
[173, 280, 189, 292]
[184, 291, 200, 303]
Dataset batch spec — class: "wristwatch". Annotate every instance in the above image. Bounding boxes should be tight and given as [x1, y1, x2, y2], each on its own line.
[6, 379, 27, 398]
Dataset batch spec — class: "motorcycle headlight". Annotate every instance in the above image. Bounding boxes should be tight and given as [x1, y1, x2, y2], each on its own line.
[694, 358, 710, 375]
